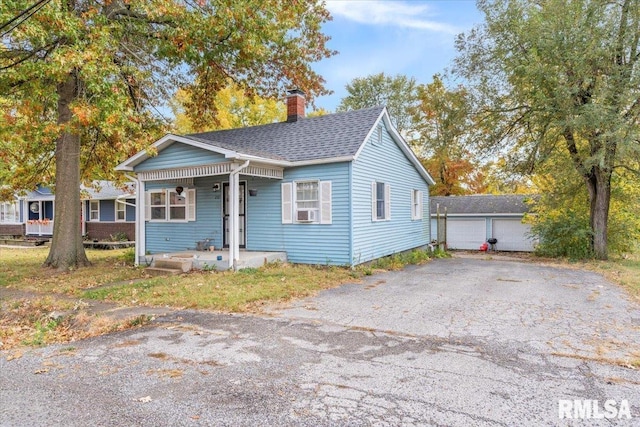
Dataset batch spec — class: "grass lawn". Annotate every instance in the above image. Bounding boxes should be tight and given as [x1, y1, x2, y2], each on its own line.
[2, 245, 637, 351]
[589, 253, 640, 302]
[0, 247, 147, 294]
[2, 246, 432, 350]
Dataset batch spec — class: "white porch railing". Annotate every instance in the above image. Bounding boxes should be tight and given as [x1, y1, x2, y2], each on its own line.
[26, 219, 54, 236]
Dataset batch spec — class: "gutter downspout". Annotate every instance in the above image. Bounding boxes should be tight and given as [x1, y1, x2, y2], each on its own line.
[123, 174, 144, 267]
[119, 174, 140, 263]
[135, 176, 145, 267]
[229, 160, 250, 270]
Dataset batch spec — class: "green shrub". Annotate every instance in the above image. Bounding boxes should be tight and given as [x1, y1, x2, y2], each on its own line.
[120, 247, 136, 265]
[530, 210, 594, 260]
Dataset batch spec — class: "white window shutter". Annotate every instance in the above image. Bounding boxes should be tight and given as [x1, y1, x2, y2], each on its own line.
[282, 182, 293, 224]
[145, 191, 151, 221]
[187, 189, 196, 221]
[418, 190, 423, 219]
[410, 190, 416, 219]
[371, 181, 376, 221]
[320, 181, 332, 224]
[385, 184, 391, 220]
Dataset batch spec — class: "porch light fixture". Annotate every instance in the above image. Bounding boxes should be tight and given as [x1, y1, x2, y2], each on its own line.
[175, 186, 184, 195]
[212, 183, 220, 191]
[249, 189, 258, 197]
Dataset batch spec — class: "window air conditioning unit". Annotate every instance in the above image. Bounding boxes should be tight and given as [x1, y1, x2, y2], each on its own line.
[297, 209, 316, 222]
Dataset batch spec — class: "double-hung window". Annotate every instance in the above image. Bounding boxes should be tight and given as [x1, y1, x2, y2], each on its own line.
[149, 191, 166, 220]
[115, 200, 126, 222]
[89, 200, 100, 221]
[168, 190, 186, 220]
[295, 181, 319, 223]
[372, 182, 391, 221]
[146, 189, 196, 222]
[281, 181, 331, 224]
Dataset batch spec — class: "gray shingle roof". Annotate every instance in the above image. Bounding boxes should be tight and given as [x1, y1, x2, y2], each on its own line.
[22, 181, 135, 200]
[82, 181, 135, 200]
[187, 106, 385, 162]
[430, 195, 534, 215]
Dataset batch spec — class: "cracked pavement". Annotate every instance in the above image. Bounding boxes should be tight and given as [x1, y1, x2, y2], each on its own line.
[1, 256, 639, 426]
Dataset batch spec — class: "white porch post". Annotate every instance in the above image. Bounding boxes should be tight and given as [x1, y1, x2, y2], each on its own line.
[228, 172, 236, 270]
[228, 161, 250, 270]
[135, 177, 146, 266]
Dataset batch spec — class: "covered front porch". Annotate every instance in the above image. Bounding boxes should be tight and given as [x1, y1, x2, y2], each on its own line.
[116, 134, 289, 271]
[145, 249, 287, 272]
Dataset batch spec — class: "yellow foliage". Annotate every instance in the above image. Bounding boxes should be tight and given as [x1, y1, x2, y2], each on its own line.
[171, 82, 286, 133]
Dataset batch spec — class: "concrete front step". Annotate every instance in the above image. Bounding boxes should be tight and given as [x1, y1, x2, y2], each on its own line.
[145, 267, 183, 277]
[152, 258, 193, 273]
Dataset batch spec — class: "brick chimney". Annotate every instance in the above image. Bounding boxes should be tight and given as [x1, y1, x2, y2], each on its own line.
[286, 89, 306, 122]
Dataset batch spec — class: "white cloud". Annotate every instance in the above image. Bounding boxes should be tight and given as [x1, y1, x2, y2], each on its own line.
[325, 0, 460, 34]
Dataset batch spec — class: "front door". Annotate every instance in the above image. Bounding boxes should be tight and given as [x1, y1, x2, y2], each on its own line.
[223, 182, 246, 248]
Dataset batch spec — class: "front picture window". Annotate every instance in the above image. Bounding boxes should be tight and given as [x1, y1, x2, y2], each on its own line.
[146, 188, 195, 222]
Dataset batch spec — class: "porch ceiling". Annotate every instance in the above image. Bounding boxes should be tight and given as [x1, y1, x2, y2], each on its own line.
[137, 162, 283, 181]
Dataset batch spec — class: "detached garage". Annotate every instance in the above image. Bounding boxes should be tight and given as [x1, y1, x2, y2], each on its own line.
[430, 195, 536, 252]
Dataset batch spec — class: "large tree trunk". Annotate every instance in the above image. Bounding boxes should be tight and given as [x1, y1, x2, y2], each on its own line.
[585, 168, 611, 260]
[44, 72, 90, 270]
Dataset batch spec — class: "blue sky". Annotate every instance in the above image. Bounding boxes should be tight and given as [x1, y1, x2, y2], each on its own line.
[313, 0, 484, 112]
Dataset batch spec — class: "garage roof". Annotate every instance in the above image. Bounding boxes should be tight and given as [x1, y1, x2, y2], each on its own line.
[430, 195, 535, 215]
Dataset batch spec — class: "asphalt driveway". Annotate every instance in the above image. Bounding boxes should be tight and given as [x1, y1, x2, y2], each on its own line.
[1, 256, 639, 426]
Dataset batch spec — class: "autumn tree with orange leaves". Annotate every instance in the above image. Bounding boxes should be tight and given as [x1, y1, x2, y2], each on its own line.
[411, 75, 486, 196]
[0, 0, 334, 270]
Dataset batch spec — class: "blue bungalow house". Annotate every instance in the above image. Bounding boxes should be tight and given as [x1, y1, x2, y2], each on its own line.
[116, 90, 435, 269]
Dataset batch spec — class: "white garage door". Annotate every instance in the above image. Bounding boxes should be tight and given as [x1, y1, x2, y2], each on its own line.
[446, 219, 486, 250]
[492, 219, 535, 252]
